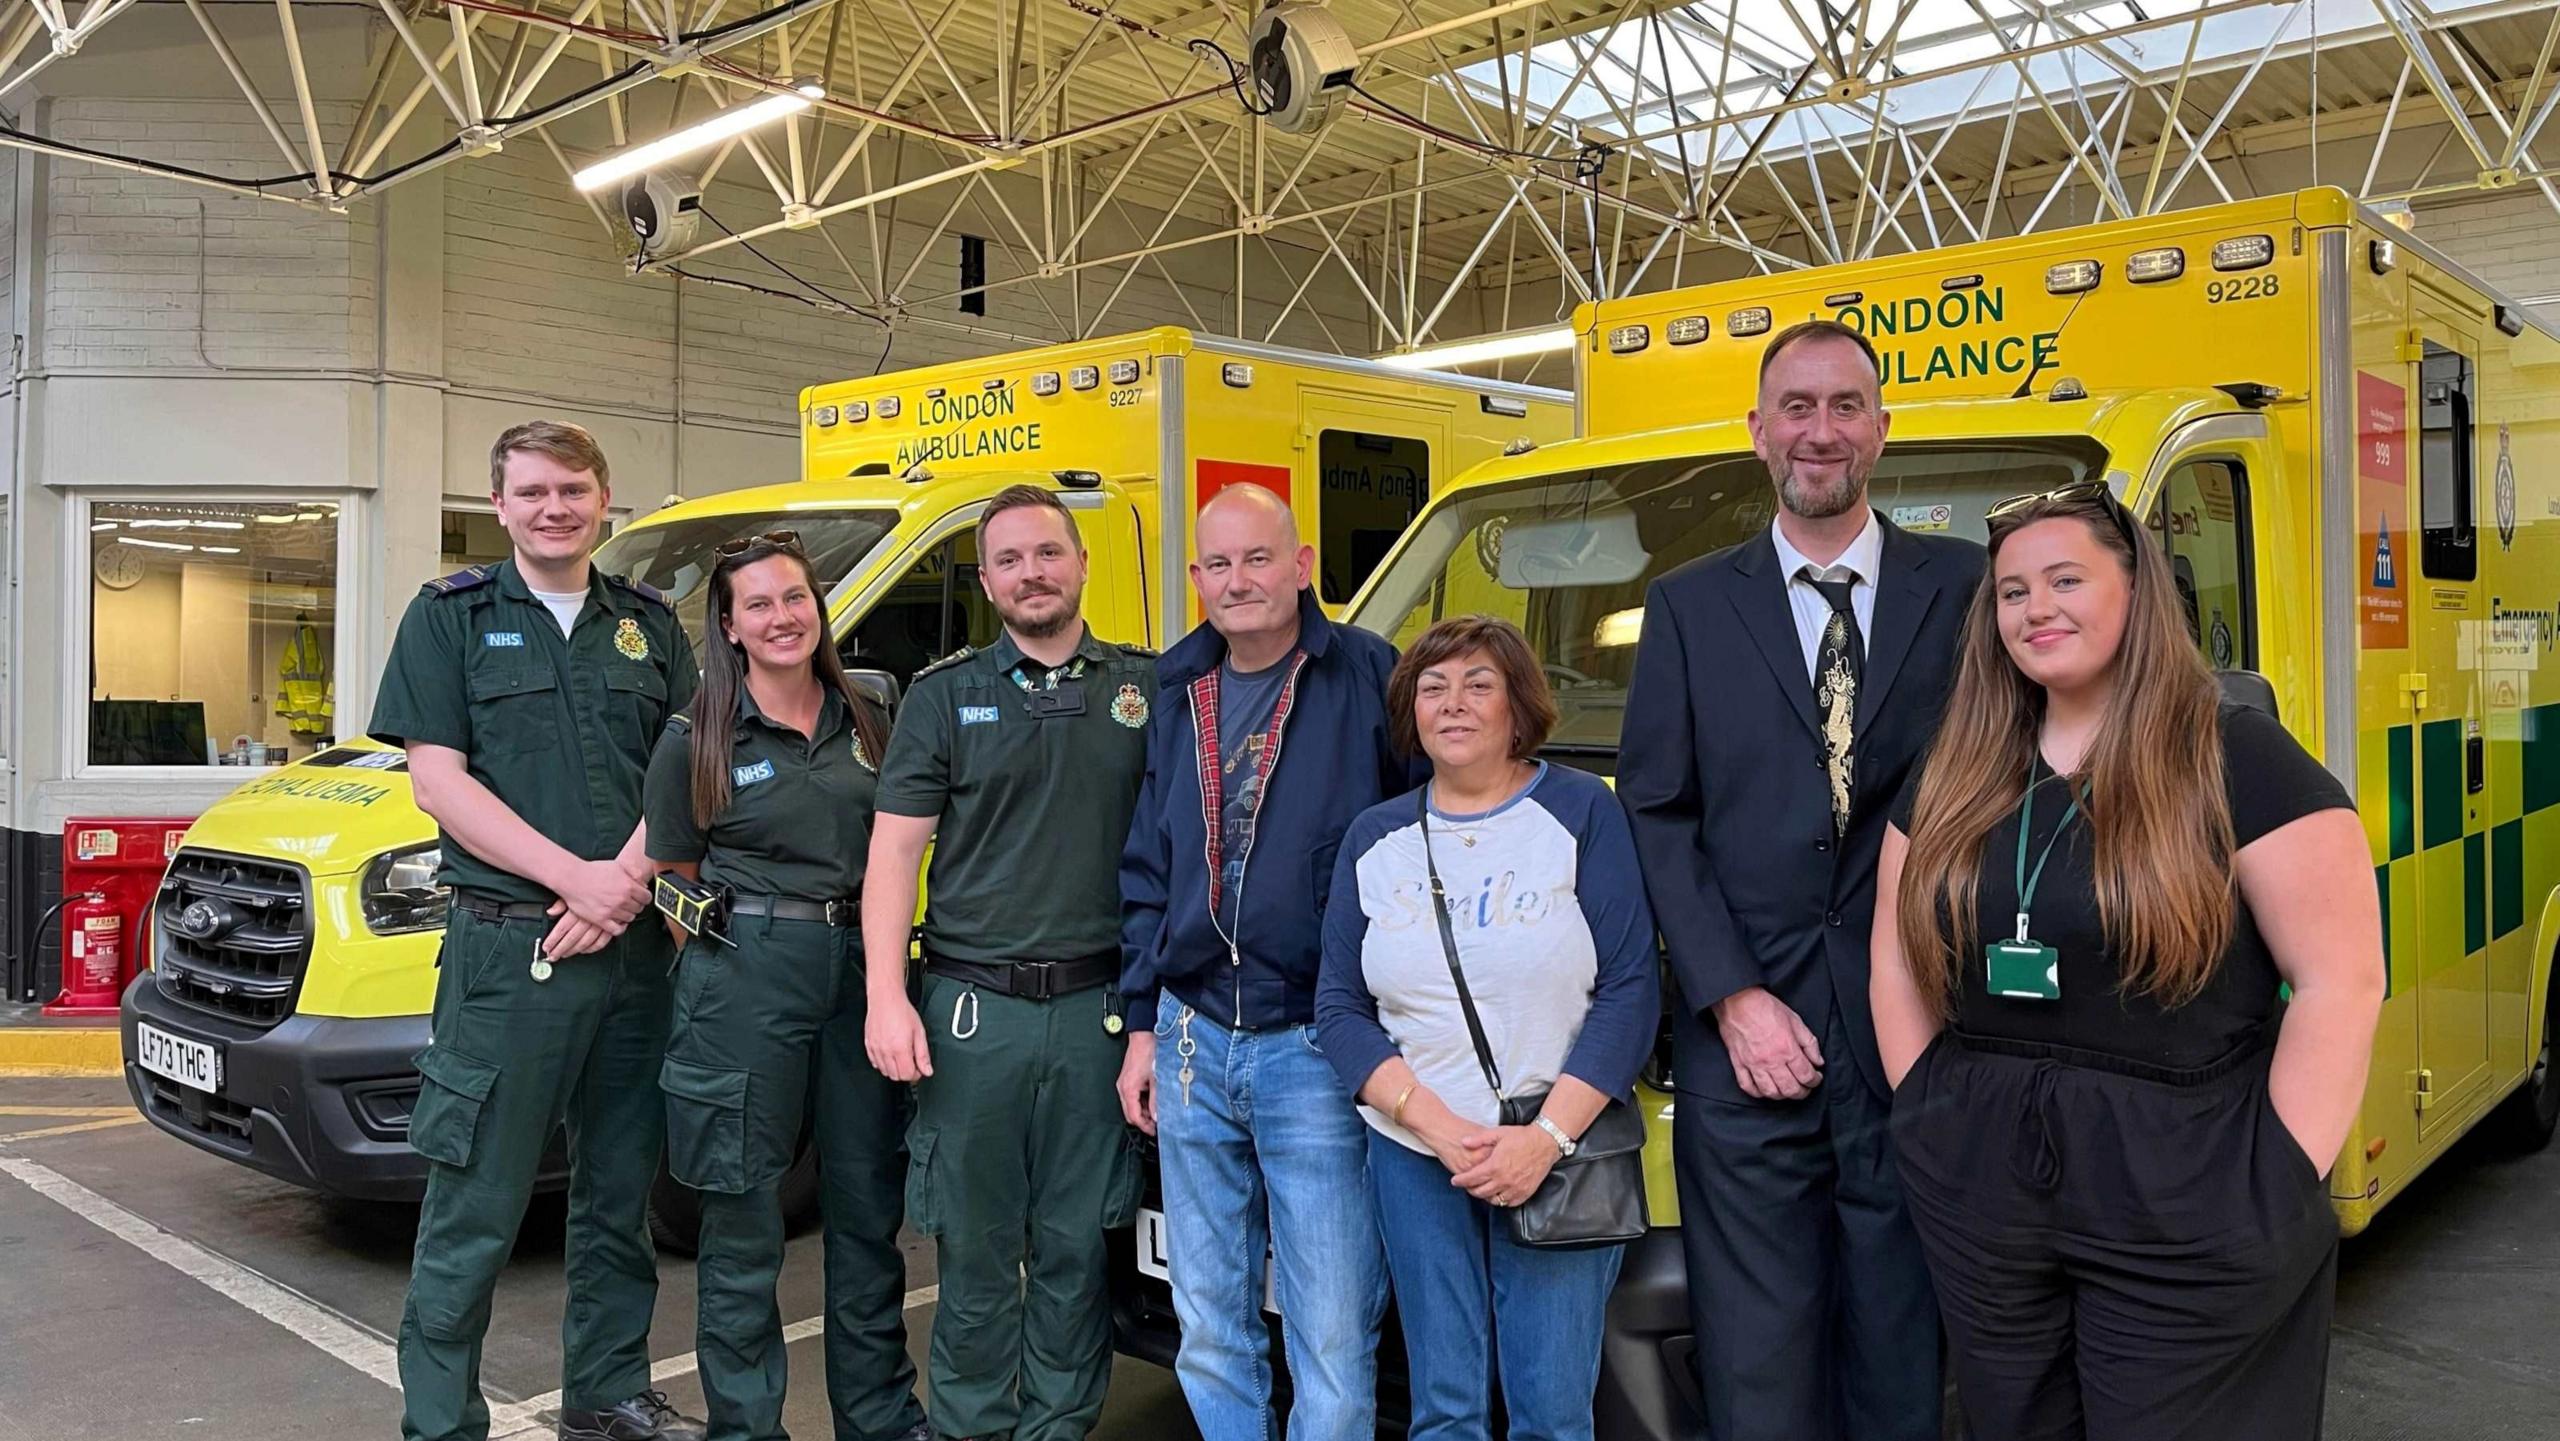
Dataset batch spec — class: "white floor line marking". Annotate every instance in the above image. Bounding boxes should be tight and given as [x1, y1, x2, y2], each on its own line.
[484, 1285, 942, 1440]
[0, 1154, 406, 1391]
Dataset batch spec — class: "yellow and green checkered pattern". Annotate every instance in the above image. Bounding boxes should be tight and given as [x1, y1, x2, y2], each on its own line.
[2360, 703, 2560, 999]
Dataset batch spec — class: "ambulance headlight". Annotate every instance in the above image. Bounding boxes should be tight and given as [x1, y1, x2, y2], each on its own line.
[1108, 359, 1141, 384]
[1031, 372, 1061, 396]
[1725, 307, 1772, 337]
[1607, 324, 1649, 354]
[2045, 260, 2101, 295]
[1665, 316, 1708, 346]
[1068, 365, 1100, 391]
[812, 405, 840, 427]
[2211, 235, 2274, 271]
[842, 400, 869, 422]
[361, 844, 448, 935]
[2127, 247, 2185, 283]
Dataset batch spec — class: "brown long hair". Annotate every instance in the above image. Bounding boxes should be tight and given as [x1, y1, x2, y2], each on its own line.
[1896, 491, 2234, 1012]
[687, 537, 891, 828]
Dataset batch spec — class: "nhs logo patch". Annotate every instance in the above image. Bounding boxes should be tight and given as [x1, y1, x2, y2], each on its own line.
[732, 759, 776, 787]
[483, 631, 525, 648]
[958, 706, 1000, 726]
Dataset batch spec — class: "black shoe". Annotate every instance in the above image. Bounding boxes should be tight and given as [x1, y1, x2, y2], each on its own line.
[556, 1391, 707, 1441]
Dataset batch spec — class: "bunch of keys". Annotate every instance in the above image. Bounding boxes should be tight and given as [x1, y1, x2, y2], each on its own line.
[531, 939, 554, 984]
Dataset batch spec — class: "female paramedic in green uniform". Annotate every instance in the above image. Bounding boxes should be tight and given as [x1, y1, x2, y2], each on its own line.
[643, 533, 928, 1441]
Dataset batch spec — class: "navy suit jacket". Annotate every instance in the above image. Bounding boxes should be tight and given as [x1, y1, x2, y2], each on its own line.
[1619, 514, 1985, 1101]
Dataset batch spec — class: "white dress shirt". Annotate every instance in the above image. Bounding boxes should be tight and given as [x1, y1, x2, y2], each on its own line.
[1768, 508, 1884, 684]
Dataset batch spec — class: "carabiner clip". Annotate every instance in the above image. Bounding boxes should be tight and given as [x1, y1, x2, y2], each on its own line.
[950, 987, 980, 1042]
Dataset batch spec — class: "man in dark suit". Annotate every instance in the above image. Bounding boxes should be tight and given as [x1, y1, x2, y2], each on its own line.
[1620, 319, 1984, 1441]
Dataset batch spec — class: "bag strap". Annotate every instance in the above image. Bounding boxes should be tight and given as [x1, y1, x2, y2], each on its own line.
[1419, 787, 1507, 1102]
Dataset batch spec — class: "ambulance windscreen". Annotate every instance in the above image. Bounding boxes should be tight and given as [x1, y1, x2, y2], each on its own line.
[1347, 441, 2105, 758]
[592, 508, 899, 654]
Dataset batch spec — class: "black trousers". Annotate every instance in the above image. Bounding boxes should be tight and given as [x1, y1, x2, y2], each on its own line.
[1673, 1004, 1943, 1441]
[1890, 1032, 2338, 1441]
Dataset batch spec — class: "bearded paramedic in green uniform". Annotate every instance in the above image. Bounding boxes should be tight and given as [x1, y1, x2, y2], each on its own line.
[862, 484, 1155, 1441]
[642, 533, 928, 1441]
[370, 421, 703, 1441]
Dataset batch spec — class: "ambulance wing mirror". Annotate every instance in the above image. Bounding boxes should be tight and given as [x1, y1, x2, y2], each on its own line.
[847, 667, 903, 721]
[2214, 669, 2278, 722]
[1494, 511, 1651, 590]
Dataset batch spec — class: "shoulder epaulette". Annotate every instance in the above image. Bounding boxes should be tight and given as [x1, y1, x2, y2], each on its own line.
[420, 565, 494, 597]
[605, 573, 672, 609]
[664, 711, 694, 735]
[1114, 642, 1161, 659]
[912, 645, 977, 682]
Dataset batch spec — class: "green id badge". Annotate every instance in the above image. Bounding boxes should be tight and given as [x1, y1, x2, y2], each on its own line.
[1986, 940, 2060, 1000]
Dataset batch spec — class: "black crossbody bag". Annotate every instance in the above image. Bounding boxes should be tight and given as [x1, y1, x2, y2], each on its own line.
[1417, 789, 1648, 1250]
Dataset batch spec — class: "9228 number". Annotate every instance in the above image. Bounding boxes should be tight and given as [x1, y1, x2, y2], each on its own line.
[2206, 275, 2279, 303]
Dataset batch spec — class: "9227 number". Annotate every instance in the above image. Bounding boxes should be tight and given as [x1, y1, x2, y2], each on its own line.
[2206, 275, 2279, 303]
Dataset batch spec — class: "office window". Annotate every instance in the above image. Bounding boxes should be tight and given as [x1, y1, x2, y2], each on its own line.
[1317, 429, 1429, 604]
[440, 508, 512, 569]
[87, 498, 341, 767]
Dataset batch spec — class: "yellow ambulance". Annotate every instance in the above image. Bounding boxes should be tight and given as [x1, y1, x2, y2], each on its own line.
[1335, 187, 2556, 1435]
[118, 329, 1566, 1242]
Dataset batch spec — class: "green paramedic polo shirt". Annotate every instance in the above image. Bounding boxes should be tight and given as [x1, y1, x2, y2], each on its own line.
[873, 626, 1156, 963]
[368, 556, 698, 905]
[643, 685, 881, 901]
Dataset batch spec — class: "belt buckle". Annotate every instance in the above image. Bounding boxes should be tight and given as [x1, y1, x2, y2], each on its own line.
[1017, 962, 1055, 1001]
[825, 899, 851, 927]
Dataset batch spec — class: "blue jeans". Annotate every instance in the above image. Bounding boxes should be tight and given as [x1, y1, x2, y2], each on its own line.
[1368, 1132, 1626, 1441]
[1153, 998, 1387, 1441]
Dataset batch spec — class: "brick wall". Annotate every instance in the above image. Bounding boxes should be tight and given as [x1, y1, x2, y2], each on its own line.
[42, 99, 375, 372]
[2408, 187, 2560, 321]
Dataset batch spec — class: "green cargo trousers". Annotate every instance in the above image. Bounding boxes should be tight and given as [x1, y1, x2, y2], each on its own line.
[908, 972, 1141, 1441]
[662, 915, 923, 1441]
[398, 907, 674, 1441]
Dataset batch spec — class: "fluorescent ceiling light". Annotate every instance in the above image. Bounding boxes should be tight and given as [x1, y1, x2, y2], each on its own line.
[1375, 327, 1574, 371]
[124, 538, 192, 551]
[91, 521, 117, 532]
[574, 91, 814, 192]
[255, 514, 297, 524]
[200, 545, 242, 554]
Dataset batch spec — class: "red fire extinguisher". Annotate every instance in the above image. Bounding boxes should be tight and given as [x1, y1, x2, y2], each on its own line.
[49, 891, 126, 1015]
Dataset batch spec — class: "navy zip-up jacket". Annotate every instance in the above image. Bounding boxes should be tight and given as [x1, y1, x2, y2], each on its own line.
[1118, 587, 1414, 1033]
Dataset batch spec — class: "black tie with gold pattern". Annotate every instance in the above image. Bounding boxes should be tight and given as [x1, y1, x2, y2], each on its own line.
[1803, 566, 1864, 833]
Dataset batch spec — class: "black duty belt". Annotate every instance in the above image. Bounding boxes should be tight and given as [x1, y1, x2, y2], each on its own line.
[729, 894, 860, 927]
[452, 891, 554, 921]
[923, 951, 1116, 1000]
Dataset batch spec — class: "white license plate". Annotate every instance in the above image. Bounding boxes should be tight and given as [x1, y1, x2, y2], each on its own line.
[1133, 1207, 1280, 1314]
[136, 1022, 222, 1094]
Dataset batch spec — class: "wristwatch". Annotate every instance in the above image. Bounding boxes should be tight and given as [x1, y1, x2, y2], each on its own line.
[1533, 1115, 1578, 1157]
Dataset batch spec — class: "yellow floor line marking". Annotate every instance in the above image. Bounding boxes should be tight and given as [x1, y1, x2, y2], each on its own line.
[483, 1286, 943, 1439]
[0, 1106, 130, 1117]
[0, 1064, 122, 1079]
[2, 1116, 145, 1142]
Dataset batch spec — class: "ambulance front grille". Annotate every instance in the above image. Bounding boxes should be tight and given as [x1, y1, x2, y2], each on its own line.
[153, 849, 313, 1028]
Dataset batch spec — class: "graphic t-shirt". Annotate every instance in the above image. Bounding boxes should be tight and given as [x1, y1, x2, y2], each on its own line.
[1215, 652, 1295, 934]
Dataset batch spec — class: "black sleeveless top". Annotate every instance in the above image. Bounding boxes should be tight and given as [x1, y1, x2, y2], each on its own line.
[1892, 704, 2354, 1069]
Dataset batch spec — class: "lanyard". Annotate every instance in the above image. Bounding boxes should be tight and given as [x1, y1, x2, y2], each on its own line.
[2012, 772, 2084, 944]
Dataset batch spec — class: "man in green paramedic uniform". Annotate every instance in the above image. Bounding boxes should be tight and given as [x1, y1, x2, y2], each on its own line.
[862, 483, 1155, 1441]
[370, 421, 703, 1441]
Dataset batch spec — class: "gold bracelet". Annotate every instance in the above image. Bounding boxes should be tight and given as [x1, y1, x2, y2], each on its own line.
[1389, 1081, 1419, 1128]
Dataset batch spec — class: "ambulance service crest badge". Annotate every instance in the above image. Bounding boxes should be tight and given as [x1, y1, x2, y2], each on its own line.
[615, 617, 651, 660]
[1111, 683, 1149, 729]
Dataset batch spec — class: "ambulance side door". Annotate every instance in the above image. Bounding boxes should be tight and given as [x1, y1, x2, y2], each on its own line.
[1298, 392, 1450, 618]
[2408, 289, 2495, 1134]
[1069, 486, 1154, 649]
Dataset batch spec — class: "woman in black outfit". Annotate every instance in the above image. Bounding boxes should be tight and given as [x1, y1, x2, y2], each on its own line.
[1871, 482, 2384, 1441]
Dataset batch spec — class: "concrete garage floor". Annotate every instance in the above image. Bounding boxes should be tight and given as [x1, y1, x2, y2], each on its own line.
[1, 1072, 2551, 1441]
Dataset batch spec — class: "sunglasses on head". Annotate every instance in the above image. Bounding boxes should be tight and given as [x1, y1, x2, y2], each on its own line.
[1985, 479, 2139, 551]
[714, 530, 804, 559]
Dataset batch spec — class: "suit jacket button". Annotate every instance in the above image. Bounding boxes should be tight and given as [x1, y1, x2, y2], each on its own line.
[1814, 839, 1830, 852]
[1826, 911, 1843, 927]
